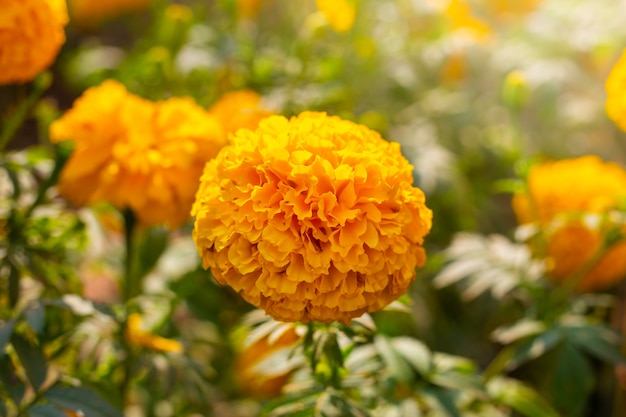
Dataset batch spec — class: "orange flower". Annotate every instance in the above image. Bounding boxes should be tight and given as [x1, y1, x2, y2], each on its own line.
[208, 90, 275, 136]
[192, 112, 432, 323]
[443, 0, 492, 43]
[513, 156, 626, 291]
[125, 313, 183, 353]
[0, 0, 68, 85]
[234, 322, 301, 397]
[68, 0, 152, 29]
[50, 80, 226, 228]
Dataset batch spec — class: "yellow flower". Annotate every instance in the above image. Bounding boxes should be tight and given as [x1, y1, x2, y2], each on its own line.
[234, 322, 301, 398]
[315, 0, 356, 33]
[606, 49, 626, 133]
[237, 0, 265, 20]
[208, 90, 275, 136]
[513, 156, 626, 291]
[125, 313, 183, 353]
[0, 0, 68, 85]
[480, 0, 542, 18]
[443, 0, 492, 43]
[192, 112, 433, 323]
[68, 0, 152, 29]
[50, 80, 226, 228]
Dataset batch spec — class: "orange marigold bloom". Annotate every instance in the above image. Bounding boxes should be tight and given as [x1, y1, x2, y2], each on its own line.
[192, 112, 433, 323]
[68, 0, 152, 29]
[208, 90, 275, 136]
[125, 313, 183, 353]
[513, 156, 626, 291]
[50, 80, 226, 228]
[234, 322, 301, 398]
[606, 49, 626, 133]
[0, 0, 68, 85]
[315, 0, 356, 33]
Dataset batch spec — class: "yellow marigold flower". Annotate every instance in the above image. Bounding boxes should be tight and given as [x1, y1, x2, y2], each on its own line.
[315, 0, 356, 33]
[481, 0, 542, 18]
[192, 112, 433, 323]
[125, 313, 183, 353]
[50, 80, 226, 228]
[68, 0, 152, 29]
[513, 156, 626, 291]
[606, 49, 626, 133]
[0, 0, 68, 85]
[234, 323, 301, 398]
[208, 90, 275, 136]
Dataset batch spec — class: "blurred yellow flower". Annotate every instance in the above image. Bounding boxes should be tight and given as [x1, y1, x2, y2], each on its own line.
[125, 313, 183, 353]
[234, 323, 301, 398]
[50, 80, 226, 228]
[443, 0, 492, 42]
[68, 0, 152, 29]
[481, 0, 542, 18]
[513, 156, 626, 291]
[605, 49, 626, 133]
[237, 0, 265, 20]
[208, 90, 275, 136]
[0, 0, 68, 85]
[192, 112, 432, 323]
[316, 0, 356, 33]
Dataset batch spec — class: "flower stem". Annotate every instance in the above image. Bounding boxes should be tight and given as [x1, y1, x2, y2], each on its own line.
[120, 208, 138, 406]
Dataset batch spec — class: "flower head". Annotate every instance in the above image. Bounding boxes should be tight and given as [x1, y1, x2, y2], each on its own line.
[208, 90, 275, 136]
[0, 0, 68, 85]
[513, 155, 626, 291]
[192, 112, 432, 323]
[606, 49, 626, 132]
[51, 80, 226, 228]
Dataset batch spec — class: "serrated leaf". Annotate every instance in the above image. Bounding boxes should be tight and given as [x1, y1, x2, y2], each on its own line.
[551, 343, 594, 417]
[28, 404, 69, 417]
[374, 335, 414, 383]
[391, 336, 432, 375]
[0, 319, 16, 357]
[487, 377, 559, 417]
[11, 334, 48, 391]
[564, 323, 625, 364]
[44, 387, 123, 417]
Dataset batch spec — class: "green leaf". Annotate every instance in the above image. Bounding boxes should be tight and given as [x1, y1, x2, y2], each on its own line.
[374, 335, 414, 383]
[565, 322, 625, 364]
[550, 343, 594, 417]
[0, 319, 16, 357]
[0, 354, 26, 404]
[421, 385, 461, 417]
[28, 404, 69, 417]
[44, 386, 123, 417]
[135, 226, 169, 279]
[0, 397, 6, 417]
[8, 263, 20, 309]
[25, 302, 46, 334]
[491, 319, 546, 345]
[487, 377, 560, 417]
[391, 336, 432, 375]
[11, 334, 48, 391]
[261, 390, 318, 416]
[507, 329, 564, 370]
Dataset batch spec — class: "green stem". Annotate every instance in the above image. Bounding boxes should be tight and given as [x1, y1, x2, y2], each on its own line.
[120, 208, 138, 406]
[0, 73, 52, 152]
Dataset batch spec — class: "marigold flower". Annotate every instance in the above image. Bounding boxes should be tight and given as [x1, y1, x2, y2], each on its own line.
[234, 322, 301, 397]
[443, 0, 492, 43]
[480, 0, 542, 18]
[0, 0, 68, 85]
[192, 112, 433, 323]
[315, 0, 356, 33]
[606, 49, 626, 133]
[51, 80, 226, 228]
[68, 0, 152, 29]
[208, 90, 275, 136]
[125, 313, 183, 353]
[513, 156, 626, 291]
